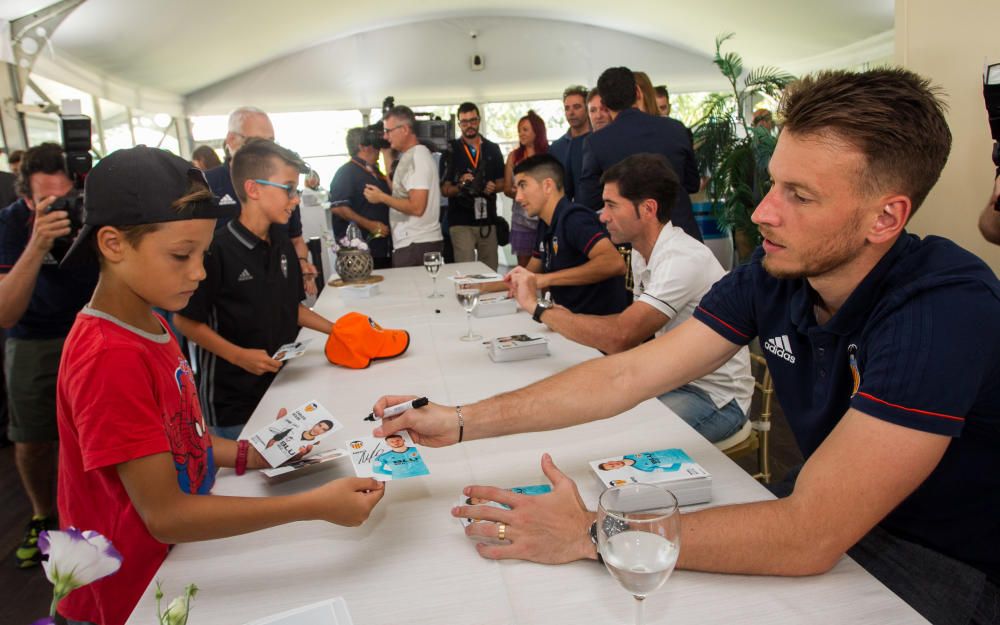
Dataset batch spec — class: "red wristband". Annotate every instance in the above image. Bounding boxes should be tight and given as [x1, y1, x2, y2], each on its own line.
[235, 439, 250, 476]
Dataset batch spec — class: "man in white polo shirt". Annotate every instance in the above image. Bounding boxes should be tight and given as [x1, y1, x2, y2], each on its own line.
[507, 153, 753, 442]
[363, 105, 443, 266]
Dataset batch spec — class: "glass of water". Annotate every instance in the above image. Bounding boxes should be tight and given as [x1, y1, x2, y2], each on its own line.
[423, 251, 443, 298]
[597, 484, 680, 625]
[454, 280, 482, 341]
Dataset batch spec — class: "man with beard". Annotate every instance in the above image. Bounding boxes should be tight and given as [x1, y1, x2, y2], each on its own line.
[374, 69, 1000, 625]
[549, 85, 591, 202]
[440, 102, 505, 269]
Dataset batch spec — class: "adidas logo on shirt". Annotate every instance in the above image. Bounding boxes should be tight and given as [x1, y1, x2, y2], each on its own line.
[219, 194, 237, 206]
[237, 269, 253, 282]
[764, 335, 796, 364]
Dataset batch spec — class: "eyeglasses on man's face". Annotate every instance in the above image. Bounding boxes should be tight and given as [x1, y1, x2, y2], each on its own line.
[383, 124, 405, 136]
[253, 179, 300, 199]
[458, 117, 480, 127]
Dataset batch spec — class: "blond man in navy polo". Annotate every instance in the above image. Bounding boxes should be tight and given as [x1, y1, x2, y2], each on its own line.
[378, 69, 1000, 624]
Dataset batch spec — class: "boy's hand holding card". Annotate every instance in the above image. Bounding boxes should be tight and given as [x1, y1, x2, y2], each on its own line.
[249, 400, 343, 468]
[349, 431, 429, 481]
[272, 338, 313, 362]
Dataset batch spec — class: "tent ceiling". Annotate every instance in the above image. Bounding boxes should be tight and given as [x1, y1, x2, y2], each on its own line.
[5, 1, 894, 96]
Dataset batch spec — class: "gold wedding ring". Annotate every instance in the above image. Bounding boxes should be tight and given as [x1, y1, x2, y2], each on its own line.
[497, 522, 506, 541]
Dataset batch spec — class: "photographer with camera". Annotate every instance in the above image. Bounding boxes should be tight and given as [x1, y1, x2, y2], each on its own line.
[0, 142, 98, 568]
[329, 127, 392, 268]
[440, 102, 505, 270]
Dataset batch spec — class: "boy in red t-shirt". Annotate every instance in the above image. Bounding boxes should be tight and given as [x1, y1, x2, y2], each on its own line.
[54, 147, 385, 625]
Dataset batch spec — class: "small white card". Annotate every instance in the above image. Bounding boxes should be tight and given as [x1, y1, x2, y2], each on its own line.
[272, 338, 313, 361]
[348, 431, 429, 481]
[457, 484, 551, 527]
[260, 448, 349, 480]
[249, 401, 343, 468]
[243, 596, 353, 625]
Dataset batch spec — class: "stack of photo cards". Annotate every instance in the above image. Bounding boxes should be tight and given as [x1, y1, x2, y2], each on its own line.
[589, 448, 712, 506]
[243, 596, 353, 625]
[249, 401, 343, 468]
[488, 334, 550, 362]
[259, 448, 350, 482]
[348, 431, 429, 481]
[272, 338, 313, 362]
[446, 272, 502, 284]
[473, 291, 518, 318]
[456, 484, 552, 528]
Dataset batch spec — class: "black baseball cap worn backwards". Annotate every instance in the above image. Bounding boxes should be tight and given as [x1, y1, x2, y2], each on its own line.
[60, 145, 237, 267]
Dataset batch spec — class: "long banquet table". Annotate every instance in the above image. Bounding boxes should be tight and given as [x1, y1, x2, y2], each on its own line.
[126, 262, 927, 625]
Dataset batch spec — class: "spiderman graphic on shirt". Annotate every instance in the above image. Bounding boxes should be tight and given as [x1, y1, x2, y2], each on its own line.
[166, 357, 215, 494]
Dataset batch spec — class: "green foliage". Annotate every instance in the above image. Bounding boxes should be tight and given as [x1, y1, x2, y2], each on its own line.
[692, 34, 795, 248]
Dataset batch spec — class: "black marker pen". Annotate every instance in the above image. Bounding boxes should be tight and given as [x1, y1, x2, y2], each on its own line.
[365, 396, 429, 421]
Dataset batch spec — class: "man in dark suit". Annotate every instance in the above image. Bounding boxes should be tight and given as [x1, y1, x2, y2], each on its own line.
[578, 67, 702, 241]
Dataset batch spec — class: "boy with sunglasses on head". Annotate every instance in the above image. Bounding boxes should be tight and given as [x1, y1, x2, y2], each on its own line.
[174, 138, 335, 439]
[56, 147, 384, 625]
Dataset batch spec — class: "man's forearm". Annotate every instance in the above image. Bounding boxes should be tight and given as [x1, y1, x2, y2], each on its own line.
[538, 253, 624, 289]
[0, 247, 46, 328]
[542, 308, 636, 354]
[383, 194, 423, 216]
[331, 204, 380, 233]
[463, 319, 738, 441]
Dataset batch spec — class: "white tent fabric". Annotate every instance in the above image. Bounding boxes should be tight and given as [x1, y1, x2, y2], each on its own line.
[2, 0, 894, 115]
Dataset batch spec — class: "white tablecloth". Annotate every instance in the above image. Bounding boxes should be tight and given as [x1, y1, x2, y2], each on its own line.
[126, 263, 926, 625]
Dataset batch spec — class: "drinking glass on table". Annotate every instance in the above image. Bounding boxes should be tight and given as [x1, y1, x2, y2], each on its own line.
[423, 251, 444, 298]
[455, 280, 482, 341]
[597, 484, 680, 625]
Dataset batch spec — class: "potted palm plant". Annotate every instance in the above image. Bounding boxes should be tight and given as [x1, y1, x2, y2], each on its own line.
[692, 33, 795, 260]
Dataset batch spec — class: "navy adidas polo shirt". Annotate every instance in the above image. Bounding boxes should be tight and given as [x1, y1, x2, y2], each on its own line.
[205, 162, 303, 238]
[693, 233, 1000, 579]
[0, 198, 98, 339]
[533, 197, 629, 316]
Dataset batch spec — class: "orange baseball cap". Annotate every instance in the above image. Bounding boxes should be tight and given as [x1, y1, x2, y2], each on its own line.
[325, 312, 410, 369]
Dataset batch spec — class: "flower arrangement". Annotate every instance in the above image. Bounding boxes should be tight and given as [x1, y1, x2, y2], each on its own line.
[31, 528, 197, 625]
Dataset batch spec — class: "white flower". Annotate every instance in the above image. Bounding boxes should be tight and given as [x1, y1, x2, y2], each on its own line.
[157, 582, 199, 625]
[39, 529, 122, 596]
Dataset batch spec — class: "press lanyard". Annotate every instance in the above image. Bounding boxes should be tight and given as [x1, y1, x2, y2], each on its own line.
[462, 141, 480, 169]
[351, 158, 388, 185]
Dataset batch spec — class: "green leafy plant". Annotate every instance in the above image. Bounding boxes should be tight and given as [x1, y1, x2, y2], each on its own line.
[692, 33, 795, 255]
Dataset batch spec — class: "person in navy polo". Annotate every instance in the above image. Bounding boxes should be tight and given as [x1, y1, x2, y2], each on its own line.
[378, 68, 1000, 625]
[0, 143, 98, 567]
[329, 127, 392, 268]
[509, 154, 628, 316]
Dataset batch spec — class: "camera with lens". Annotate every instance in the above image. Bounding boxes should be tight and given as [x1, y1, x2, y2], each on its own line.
[458, 166, 487, 197]
[984, 61, 1000, 210]
[44, 114, 92, 256]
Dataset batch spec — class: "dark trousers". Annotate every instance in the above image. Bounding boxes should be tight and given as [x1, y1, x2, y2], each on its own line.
[770, 466, 999, 625]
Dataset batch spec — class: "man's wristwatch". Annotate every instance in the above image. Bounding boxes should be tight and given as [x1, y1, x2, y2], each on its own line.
[532, 298, 554, 323]
[589, 521, 604, 564]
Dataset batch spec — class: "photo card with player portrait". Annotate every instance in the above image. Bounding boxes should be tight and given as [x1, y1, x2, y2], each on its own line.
[348, 431, 429, 481]
[250, 400, 344, 468]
